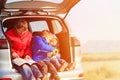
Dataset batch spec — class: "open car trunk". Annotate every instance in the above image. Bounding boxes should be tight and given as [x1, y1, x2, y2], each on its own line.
[0, 0, 80, 19]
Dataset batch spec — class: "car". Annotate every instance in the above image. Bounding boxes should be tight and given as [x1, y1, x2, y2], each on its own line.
[0, 0, 84, 80]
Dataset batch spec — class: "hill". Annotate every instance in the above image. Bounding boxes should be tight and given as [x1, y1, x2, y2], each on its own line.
[81, 40, 120, 53]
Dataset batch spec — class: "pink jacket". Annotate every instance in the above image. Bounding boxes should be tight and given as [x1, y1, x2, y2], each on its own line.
[5, 28, 32, 58]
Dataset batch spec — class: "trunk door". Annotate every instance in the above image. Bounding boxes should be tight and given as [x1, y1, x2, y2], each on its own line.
[0, 0, 80, 19]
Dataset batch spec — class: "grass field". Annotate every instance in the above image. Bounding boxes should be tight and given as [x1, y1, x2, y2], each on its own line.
[81, 53, 120, 80]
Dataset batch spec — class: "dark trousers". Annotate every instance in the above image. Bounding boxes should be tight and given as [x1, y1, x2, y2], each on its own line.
[44, 61, 58, 77]
[37, 60, 58, 77]
[37, 60, 48, 76]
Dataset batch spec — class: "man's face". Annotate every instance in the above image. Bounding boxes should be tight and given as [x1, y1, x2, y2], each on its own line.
[16, 27, 26, 35]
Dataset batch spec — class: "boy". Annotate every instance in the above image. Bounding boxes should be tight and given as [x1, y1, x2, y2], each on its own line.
[32, 30, 60, 80]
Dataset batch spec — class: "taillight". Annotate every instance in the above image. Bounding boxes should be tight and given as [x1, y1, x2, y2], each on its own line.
[71, 37, 80, 46]
[0, 78, 12, 80]
[79, 73, 84, 77]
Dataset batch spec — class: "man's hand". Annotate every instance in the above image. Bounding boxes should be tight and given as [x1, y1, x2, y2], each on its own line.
[12, 52, 19, 58]
[24, 55, 32, 60]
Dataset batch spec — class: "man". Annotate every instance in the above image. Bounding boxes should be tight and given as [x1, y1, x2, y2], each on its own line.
[5, 19, 44, 80]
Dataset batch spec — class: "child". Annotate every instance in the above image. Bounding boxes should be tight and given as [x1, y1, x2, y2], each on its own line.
[49, 38, 76, 71]
[32, 30, 60, 80]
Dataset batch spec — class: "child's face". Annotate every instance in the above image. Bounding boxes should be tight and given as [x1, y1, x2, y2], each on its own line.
[42, 31, 53, 43]
[49, 38, 57, 46]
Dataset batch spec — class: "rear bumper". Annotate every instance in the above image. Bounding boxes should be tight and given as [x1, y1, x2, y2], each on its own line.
[60, 76, 84, 80]
[57, 69, 84, 80]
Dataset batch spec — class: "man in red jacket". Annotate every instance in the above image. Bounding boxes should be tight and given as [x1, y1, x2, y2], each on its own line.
[5, 19, 44, 80]
[6, 19, 32, 59]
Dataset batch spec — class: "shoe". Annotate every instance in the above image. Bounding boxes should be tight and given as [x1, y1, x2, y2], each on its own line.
[42, 75, 49, 80]
[50, 75, 60, 80]
[67, 62, 76, 70]
[58, 63, 68, 72]
[36, 77, 41, 80]
[54, 75, 60, 80]
[79, 73, 84, 77]
[64, 67, 70, 71]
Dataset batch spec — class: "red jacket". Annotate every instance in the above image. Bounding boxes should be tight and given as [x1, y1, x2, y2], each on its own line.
[5, 28, 32, 58]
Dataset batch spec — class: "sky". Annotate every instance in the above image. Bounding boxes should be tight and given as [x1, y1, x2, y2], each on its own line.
[66, 0, 120, 44]
[5, 0, 120, 44]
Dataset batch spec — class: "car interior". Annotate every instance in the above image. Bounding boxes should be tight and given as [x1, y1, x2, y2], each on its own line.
[3, 17, 73, 67]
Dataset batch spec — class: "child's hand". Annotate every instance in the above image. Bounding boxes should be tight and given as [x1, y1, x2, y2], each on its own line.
[53, 48, 59, 54]
[47, 52, 53, 58]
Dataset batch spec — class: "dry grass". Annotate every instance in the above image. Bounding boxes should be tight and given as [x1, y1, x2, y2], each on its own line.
[82, 52, 120, 62]
[81, 53, 120, 80]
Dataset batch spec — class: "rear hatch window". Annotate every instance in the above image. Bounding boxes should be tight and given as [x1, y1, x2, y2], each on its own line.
[6, 0, 63, 4]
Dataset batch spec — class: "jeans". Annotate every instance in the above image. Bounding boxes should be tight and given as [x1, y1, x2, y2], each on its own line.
[31, 64, 43, 78]
[50, 58, 67, 70]
[15, 63, 43, 80]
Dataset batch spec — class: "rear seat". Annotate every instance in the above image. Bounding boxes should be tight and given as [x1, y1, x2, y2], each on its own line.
[32, 31, 42, 36]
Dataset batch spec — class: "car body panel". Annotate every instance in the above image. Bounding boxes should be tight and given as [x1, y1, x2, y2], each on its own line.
[0, 15, 84, 80]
